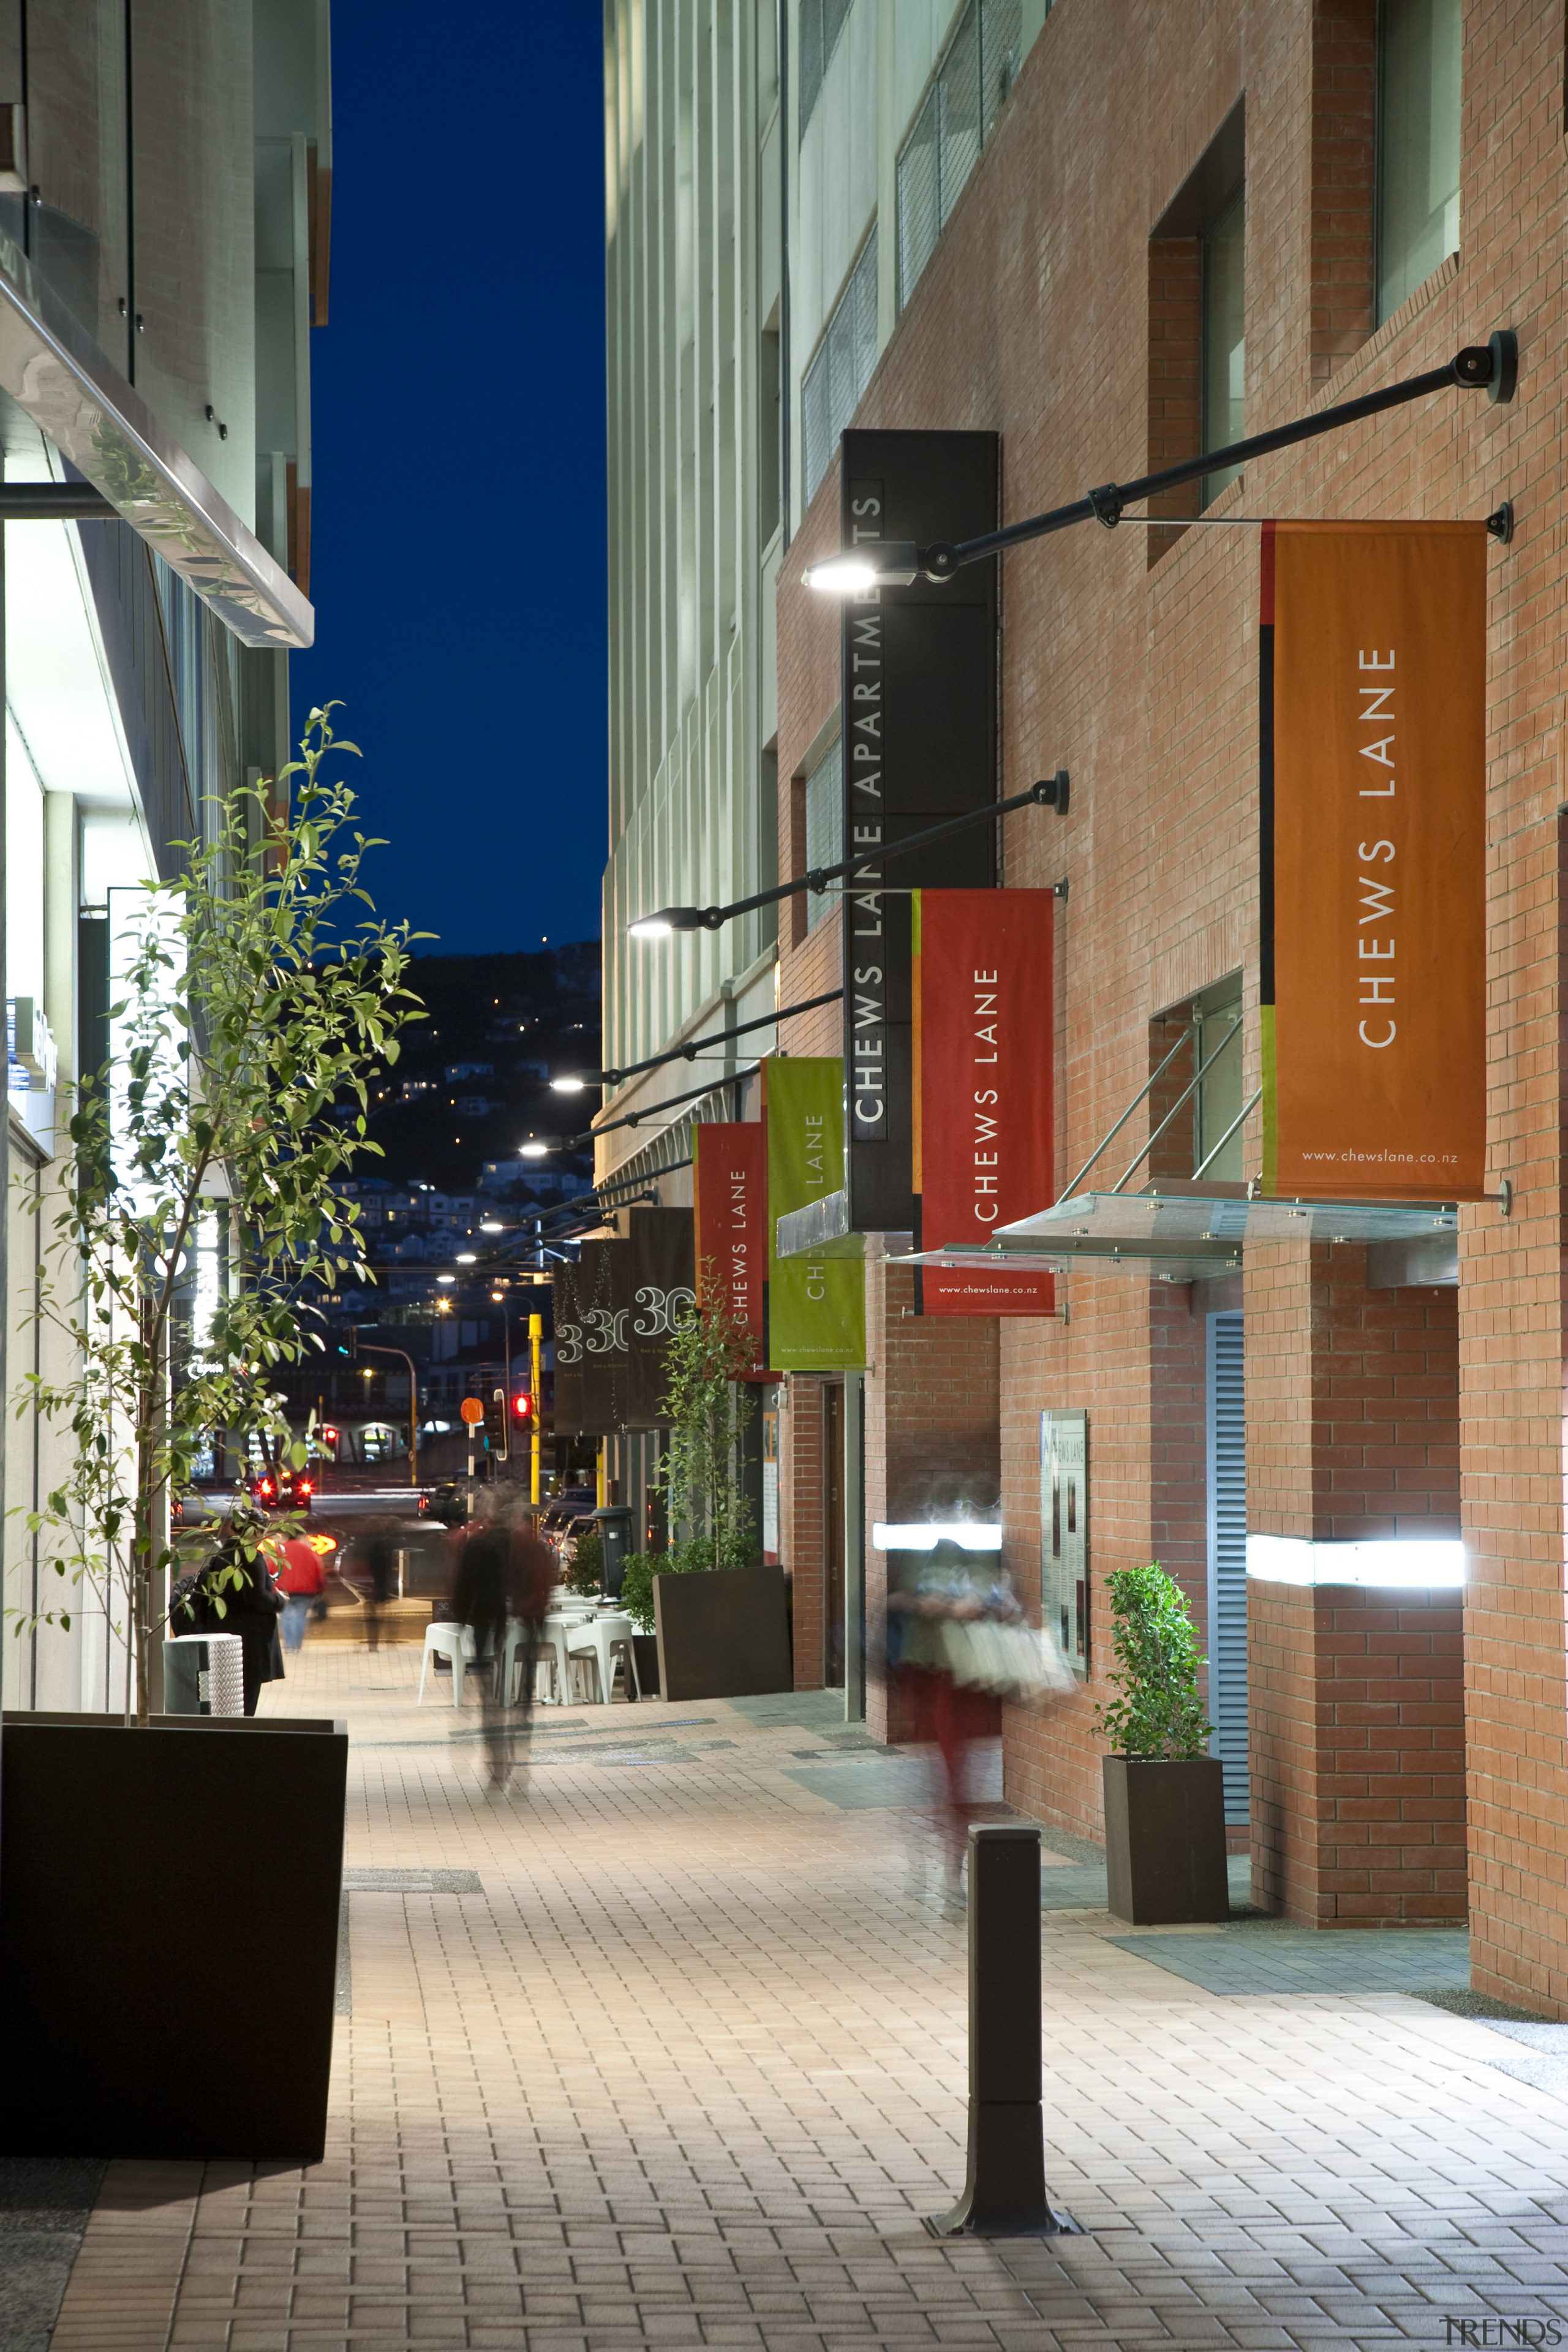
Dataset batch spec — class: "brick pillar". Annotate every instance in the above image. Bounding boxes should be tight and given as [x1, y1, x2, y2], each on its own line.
[778, 1374, 825, 1691]
[863, 1251, 1000, 1744]
[1245, 1238, 1464, 1925]
[1250, 1580, 1465, 1926]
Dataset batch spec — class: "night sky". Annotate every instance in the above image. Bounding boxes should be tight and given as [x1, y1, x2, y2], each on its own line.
[292, 2, 606, 959]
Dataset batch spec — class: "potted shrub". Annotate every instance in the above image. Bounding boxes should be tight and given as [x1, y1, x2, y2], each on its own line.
[640, 1284, 790, 1702]
[1095, 1561, 1229, 1926]
[0, 716, 422, 2161]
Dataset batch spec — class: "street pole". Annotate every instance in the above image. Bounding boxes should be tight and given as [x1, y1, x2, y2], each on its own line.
[354, 1339, 420, 1488]
[529, 1313, 542, 1504]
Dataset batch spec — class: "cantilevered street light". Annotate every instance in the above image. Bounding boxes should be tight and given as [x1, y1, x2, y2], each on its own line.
[628, 772, 1068, 937]
[800, 332, 1517, 595]
[550, 987, 846, 1091]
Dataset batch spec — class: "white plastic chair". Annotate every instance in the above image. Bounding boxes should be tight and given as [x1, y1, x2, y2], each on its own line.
[538, 1609, 595, 1704]
[565, 1611, 641, 1705]
[418, 1618, 477, 1708]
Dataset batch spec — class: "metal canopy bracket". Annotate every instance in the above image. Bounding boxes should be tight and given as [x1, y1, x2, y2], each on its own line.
[0, 229, 313, 649]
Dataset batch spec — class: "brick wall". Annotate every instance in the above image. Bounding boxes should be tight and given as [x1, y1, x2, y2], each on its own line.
[1251, 1578, 1466, 1926]
[1246, 1242, 1460, 1542]
[764, 0, 1568, 2002]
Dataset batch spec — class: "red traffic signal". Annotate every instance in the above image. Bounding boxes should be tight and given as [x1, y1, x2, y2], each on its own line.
[512, 1392, 533, 1420]
[320, 1426, 339, 1447]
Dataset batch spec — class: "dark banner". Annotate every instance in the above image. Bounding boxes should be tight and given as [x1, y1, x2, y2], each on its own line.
[625, 1207, 696, 1427]
[551, 1257, 586, 1436]
[574, 1235, 631, 1436]
[840, 429, 999, 1234]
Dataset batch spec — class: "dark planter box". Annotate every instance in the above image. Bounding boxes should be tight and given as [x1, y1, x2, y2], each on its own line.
[654, 1563, 792, 1702]
[0, 1713, 347, 2161]
[1102, 1754, 1229, 1925]
[628, 1634, 661, 1699]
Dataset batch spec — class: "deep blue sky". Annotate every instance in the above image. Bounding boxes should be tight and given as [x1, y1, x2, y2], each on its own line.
[293, 2, 606, 957]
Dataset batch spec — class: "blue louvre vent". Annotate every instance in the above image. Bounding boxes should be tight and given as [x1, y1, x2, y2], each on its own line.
[1206, 1310, 1248, 1825]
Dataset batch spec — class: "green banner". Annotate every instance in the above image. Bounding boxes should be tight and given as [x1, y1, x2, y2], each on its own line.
[765, 1057, 865, 1372]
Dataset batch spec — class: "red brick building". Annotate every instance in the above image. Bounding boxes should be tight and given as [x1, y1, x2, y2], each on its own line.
[764, 0, 1562, 2012]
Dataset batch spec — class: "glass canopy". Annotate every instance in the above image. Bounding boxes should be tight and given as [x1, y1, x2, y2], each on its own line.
[896, 1187, 1464, 1284]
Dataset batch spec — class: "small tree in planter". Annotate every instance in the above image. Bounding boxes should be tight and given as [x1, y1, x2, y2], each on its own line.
[623, 1281, 789, 1699]
[652, 1275, 758, 1567]
[13, 707, 425, 1724]
[1093, 1561, 1228, 1924]
[1093, 1561, 1213, 1760]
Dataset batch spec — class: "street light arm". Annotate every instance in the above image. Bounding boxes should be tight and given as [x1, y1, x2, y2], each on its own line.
[631, 773, 1067, 935]
[559, 988, 846, 1089]
[921, 335, 1515, 578]
[352, 1340, 420, 1490]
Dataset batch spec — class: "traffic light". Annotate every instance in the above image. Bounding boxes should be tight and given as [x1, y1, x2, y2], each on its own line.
[320, 1425, 339, 1450]
[512, 1392, 533, 1422]
[483, 1387, 508, 1458]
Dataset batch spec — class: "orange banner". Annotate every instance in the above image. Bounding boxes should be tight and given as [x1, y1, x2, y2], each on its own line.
[1261, 521, 1485, 1200]
[913, 888, 1055, 1315]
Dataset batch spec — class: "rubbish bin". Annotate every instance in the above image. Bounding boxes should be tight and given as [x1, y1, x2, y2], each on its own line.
[591, 1506, 634, 1600]
[163, 1632, 244, 1716]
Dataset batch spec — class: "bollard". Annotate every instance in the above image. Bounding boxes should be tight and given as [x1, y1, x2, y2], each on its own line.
[925, 1822, 1073, 2237]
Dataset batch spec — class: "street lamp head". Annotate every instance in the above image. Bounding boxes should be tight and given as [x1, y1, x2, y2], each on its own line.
[802, 541, 921, 594]
[436, 1274, 456, 1286]
[520, 1141, 550, 1159]
[455, 1251, 477, 1264]
[628, 906, 707, 937]
[480, 1218, 505, 1232]
[549, 1073, 591, 1092]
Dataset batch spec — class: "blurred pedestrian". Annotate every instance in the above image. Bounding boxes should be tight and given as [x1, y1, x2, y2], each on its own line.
[504, 1498, 557, 1716]
[451, 1495, 517, 1788]
[347, 1517, 399, 1651]
[270, 1529, 326, 1653]
[174, 1506, 286, 1716]
[887, 1538, 1022, 1915]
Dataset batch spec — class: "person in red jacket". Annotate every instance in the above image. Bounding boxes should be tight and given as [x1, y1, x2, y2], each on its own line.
[271, 1531, 326, 1653]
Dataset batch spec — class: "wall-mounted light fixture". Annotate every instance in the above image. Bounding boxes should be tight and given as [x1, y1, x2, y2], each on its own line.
[802, 333, 1517, 597]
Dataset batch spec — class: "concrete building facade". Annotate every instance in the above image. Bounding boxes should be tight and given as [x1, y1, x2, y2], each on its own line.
[0, 0, 327, 1716]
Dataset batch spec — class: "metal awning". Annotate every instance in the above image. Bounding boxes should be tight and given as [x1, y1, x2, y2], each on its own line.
[0, 230, 313, 650]
[895, 1186, 1464, 1284]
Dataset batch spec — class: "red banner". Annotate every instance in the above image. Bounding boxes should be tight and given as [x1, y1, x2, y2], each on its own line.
[913, 889, 1055, 1316]
[692, 1121, 769, 1371]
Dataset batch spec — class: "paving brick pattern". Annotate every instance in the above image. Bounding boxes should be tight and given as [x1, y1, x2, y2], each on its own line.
[49, 1646, 1568, 2348]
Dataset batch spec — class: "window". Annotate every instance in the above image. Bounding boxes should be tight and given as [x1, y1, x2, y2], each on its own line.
[1147, 100, 1245, 541]
[798, 0, 852, 138]
[1201, 185, 1245, 507]
[802, 737, 843, 932]
[1192, 979, 1243, 1180]
[896, 0, 1028, 311]
[1376, 0, 1461, 322]
[801, 229, 878, 504]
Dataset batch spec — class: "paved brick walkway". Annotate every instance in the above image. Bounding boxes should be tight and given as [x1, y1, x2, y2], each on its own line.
[47, 1645, 1568, 2350]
